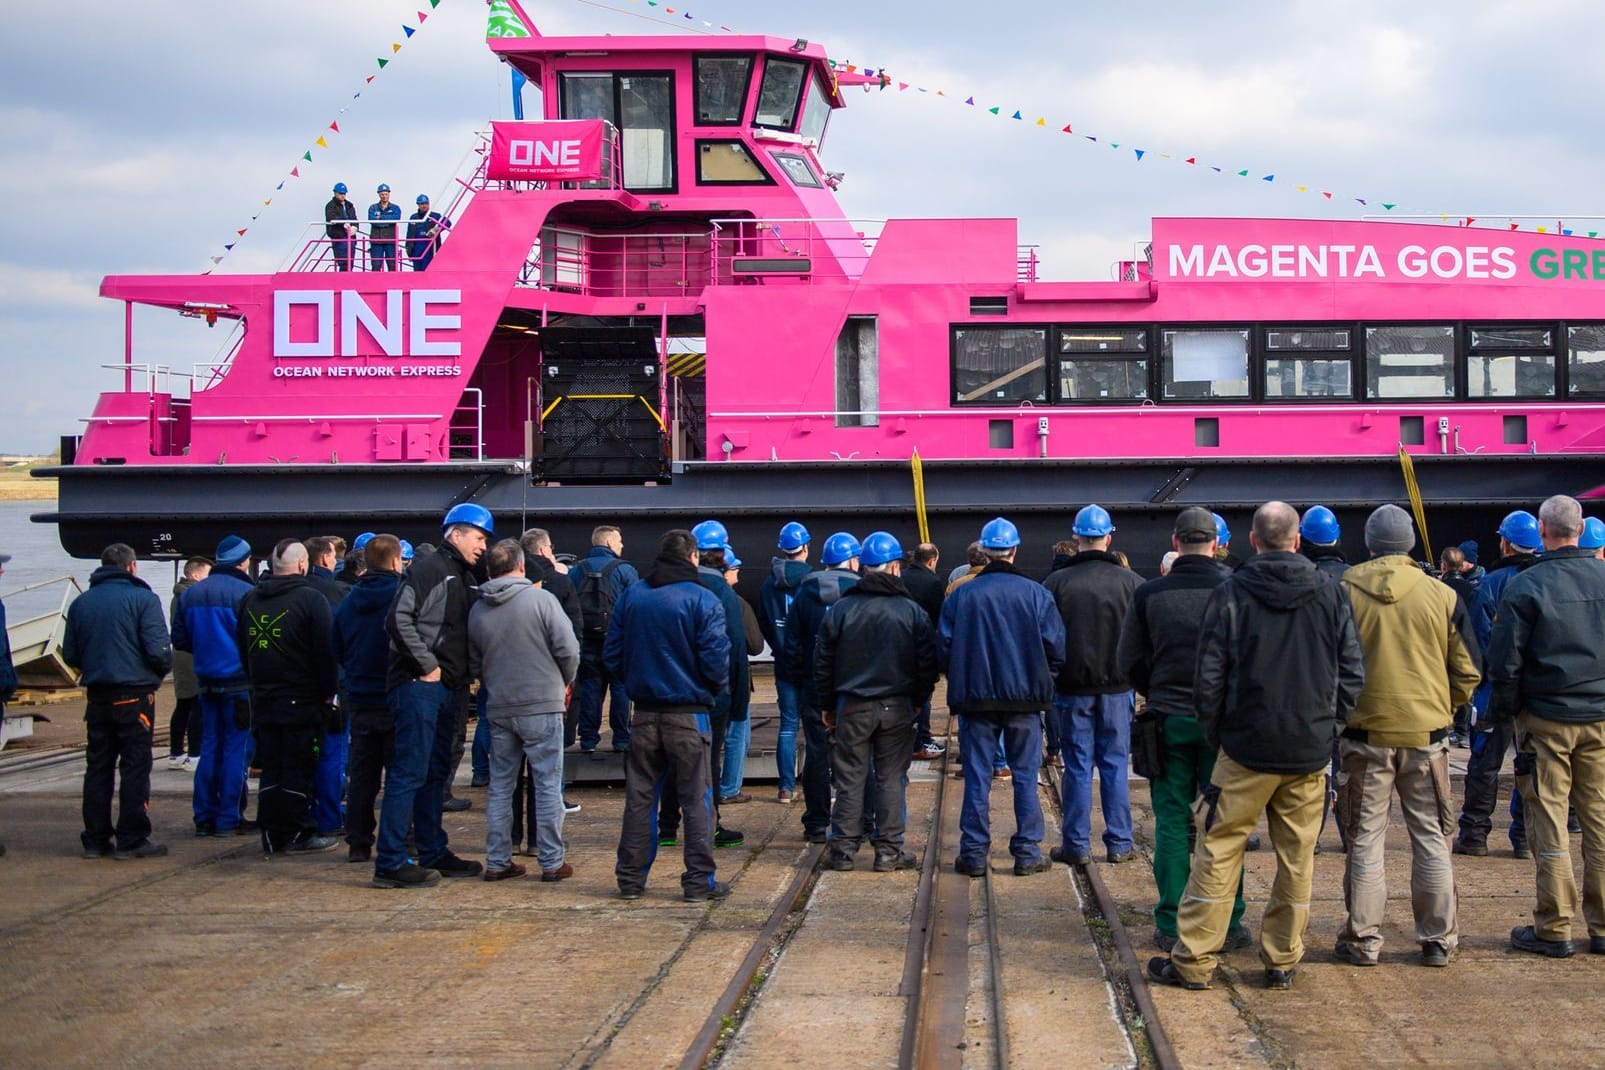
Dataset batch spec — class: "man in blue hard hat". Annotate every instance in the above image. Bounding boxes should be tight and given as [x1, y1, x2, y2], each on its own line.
[375, 503, 493, 887]
[759, 521, 813, 803]
[1300, 506, 1349, 581]
[814, 531, 939, 872]
[367, 183, 402, 272]
[1580, 516, 1605, 560]
[1454, 509, 1543, 859]
[406, 195, 450, 271]
[783, 531, 863, 843]
[940, 517, 1066, 877]
[1044, 505, 1142, 866]
[325, 182, 357, 271]
[1213, 513, 1243, 571]
[574, 525, 639, 754]
[688, 523, 747, 848]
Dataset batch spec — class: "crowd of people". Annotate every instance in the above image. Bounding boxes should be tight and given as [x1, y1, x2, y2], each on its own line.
[6, 491, 1605, 983]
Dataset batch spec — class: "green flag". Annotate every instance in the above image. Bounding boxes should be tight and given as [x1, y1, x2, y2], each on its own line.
[487, 0, 532, 38]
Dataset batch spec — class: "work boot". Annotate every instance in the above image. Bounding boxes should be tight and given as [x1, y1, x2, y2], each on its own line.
[1333, 941, 1378, 967]
[1152, 930, 1177, 952]
[1263, 968, 1297, 990]
[826, 850, 855, 871]
[953, 857, 987, 877]
[1106, 848, 1134, 864]
[442, 796, 472, 813]
[347, 845, 372, 864]
[1510, 925, 1573, 958]
[287, 835, 338, 853]
[541, 862, 574, 883]
[1146, 958, 1210, 990]
[1590, 935, 1605, 955]
[1223, 926, 1253, 952]
[1421, 942, 1452, 968]
[372, 863, 442, 889]
[1512, 840, 1532, 860]
[113, 841, 168, 861]
[81, 842, 114, 859]
[713, 826, 744, 848]
[874, 850, 918, 872]
[1050, 845, 1091, 866]
[483, 862, 527, 882]
[1451, 837, 1488, 857]
[1245, 832, 1262, 852]
[684, 880, 732, 902]
[430, 853, 485, 879]
[1014, 858, 1052, 876]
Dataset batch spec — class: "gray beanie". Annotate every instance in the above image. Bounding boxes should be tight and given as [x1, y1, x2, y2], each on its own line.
[1365, 504, 1415, 555]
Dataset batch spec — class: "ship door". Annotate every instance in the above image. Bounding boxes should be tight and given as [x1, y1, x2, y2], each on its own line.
[535, 326, 666, 483]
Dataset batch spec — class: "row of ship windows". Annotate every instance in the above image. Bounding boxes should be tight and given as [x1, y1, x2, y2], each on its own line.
[950, 323, 1605, 405]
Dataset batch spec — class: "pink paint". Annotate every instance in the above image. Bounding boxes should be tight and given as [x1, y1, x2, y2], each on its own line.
[488, 120, 607, 182]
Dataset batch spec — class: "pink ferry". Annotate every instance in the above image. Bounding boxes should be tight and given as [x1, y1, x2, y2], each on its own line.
[37, 0, 1605, 568]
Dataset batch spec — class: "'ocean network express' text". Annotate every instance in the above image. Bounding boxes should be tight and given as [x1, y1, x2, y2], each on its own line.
[1168, 243, 1605, 281]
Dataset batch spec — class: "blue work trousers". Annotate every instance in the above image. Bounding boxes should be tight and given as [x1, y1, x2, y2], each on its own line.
[313, 723, 349, 834]
[956, 713, 1045, 867]
[375, 680, 462, 873]
[192, 689, 251, 832]
[1055, 692, 1135, 855]
[578, 650, 632, 751]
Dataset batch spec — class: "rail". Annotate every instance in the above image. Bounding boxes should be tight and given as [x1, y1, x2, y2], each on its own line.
[708, 217, 881, 285]
[517, 225, 714, 297]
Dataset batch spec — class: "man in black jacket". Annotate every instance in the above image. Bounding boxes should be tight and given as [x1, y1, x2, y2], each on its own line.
[900, 542, 947, 761]
[334, 535, 404, 865]
[1489, 495, 1605, 958]
[1149, 502, 1364, 992]
[237, 540, 339, 856]
[815, 532, 940, 872]
[1117, 508, 1249, 953]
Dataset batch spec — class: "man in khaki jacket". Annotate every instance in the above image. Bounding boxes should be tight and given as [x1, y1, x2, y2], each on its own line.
[1336, 505, 1481, 967]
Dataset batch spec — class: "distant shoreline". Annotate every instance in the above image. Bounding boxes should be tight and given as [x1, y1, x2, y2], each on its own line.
[0, 481, 57, 503]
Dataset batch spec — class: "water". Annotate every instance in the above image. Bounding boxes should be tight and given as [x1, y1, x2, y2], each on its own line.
[0, 500, 180, 623]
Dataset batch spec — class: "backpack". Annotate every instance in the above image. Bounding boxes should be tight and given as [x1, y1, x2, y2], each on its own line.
[577, 559, 624, 638]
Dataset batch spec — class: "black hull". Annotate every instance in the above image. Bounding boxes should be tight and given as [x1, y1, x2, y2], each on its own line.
[32, 454, 1605, 581]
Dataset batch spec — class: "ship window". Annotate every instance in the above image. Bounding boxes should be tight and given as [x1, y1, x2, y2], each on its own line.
[1262, 327, 1353, 399]
[696, 141, 773, 185]
[799, 71, 831, 147]
[694, 54, 752, 125]
[1467, 326, 1556, 398]
[953, 327, 1047, 405]
[560, 72, 676, 192]
[756, 58, 806, 129]
[771, 152, 821, 187]
[560, 72, 616, 124]
[1058, 328, 1147, 400]
[1161, 328, 1249, 399]
[1568, 325, 1605, 396]
[1365, 325, 1455, 399]
[836, 317, 879, 427]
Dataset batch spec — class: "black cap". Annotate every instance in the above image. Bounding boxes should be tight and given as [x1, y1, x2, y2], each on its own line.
[1173, 507, 1216, 544]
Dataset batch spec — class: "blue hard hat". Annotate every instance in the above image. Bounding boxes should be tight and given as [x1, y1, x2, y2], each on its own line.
[416, 194, 430, 205]
[332, 182, 348, 195]
[859, 531, 903, 568]
[1073, 504, 1115, 538]
[1213, 513, 1232, 547]
[821, 531, 863, 566]
[1300, 505, 1340, 545]
[442, 502, 494, 536]
[692, 519, 729, 551]
[400, 539, 415, 562]
[352, 532, 376, 551]
[778, 521, 811, 552]
[377, 183, 391, 193]
[722, 544, 743, 569]
[1497, 510, 1541, 551]
[979, 516, 1020, 550]
[1581, 517, 1605, 551]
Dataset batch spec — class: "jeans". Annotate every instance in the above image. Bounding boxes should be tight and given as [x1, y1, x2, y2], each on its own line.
[370, 240, 398, 272]
[775, 677, 802, 793]
[192, 689, 251, 832]
[957, 713, 1045, 866]
[332, 237, 354, 271]
[1056, 691, 1135, 855]
[720, 718, 750, 798]
[578, 650, 632, 750]
[471, 688, 491, 782]
[314, 723, 349, 834]
[914, 699, 935, 749]
[81, 691, 155, 851]
[376, 680, 461, 873]
[485, 712, 565, 872]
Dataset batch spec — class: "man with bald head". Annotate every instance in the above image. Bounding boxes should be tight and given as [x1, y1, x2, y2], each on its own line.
[1149, 501, 1364, 993]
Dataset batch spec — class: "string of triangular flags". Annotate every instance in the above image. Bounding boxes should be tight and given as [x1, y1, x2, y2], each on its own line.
[207, 0, 445, 272]
[569, 0, 1600, 240]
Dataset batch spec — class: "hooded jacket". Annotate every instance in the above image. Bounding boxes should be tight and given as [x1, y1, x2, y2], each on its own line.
[386, 540, 479, 690]
[469, 576, 580, 721]
[813, 570, 940, 710]
[333, 570, 402, 708]
[526, 552, 584, 643]
[759, 557, 814, 670]
[1471, 552, 1539, 652]
[900, 562, 946, 627]
[63, 566, 172, 697]
[782, 566, 860, 705]
[699, 566, 751, 721]
[1195, 551, 1365, 774]
[1304, 546, 1350, 581]
[604, 552, 730, 712]
[938, 560, 1066, 717]
[307, 564, 346, 608]
[1116, 553, 1230, 719]
[171, 567, 255, 688]
[1042, 549, 1142, 695]
[1341, 554, 1481, 746]
[1487, 546, 1605, 724]
[170, 577, 200, 699]
[236, 574, 338, 719]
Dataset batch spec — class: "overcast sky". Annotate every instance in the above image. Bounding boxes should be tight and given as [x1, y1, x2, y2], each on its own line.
[3, 0, 1602, 452]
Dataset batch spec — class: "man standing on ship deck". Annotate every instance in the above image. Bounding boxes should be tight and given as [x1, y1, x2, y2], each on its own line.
[325, 182, 357, 271]
[367, 184, 401, 272]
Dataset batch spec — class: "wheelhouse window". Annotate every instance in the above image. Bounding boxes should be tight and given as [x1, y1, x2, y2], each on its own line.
[696, 141, 773, 185]
[559, 72, 675, 191]
[694, 54, 752, 125]
[1467, 327, 1556, 398]
[1569, 325, 1605, 396]
[1057, 327, 1148, 401]
[798, 70, 831, 146]
[1161, 328, 1249, 399]
[1365, 325, 1454, 399]
[1263, 327, 1353, 399]
[772, 152, 820, 188]
[755, 58, 806, 129]
[953, 327, 1047, 404]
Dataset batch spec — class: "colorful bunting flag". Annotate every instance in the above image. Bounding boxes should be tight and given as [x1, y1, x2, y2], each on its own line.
[403, 24, 416, 37]
[315, 136, 328, 148]
[329, 121, 339, 132]
[1134, 149, 1145, 160]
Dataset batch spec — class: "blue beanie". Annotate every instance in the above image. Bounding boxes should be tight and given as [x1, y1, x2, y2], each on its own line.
[1457, 539, 1479, 566]
[215, 535, 251, 568]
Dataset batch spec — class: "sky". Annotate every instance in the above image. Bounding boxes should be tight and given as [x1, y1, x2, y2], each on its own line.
[3, 0, 1603, 453]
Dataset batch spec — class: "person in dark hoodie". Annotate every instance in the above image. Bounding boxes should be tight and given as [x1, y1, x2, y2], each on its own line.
[900, 542, 948, 761]
[166, 557, 211, 770]
[304, 535, 349, 838]
[64, 543, 173, 860]
[607, 528, 732, 901]
[814, 532, 939, 872]
[1148, 501, 1364, 993]
[236, 540, 339, 856]
[758, 521, 813, 803]
[334, 534, 404, 865]
[1044, 505, 1142, 866]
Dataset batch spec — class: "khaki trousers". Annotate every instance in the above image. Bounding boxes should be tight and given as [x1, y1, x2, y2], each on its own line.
[1514, 714, 1605, 941]
[1172, 754, 1325, 983]
[1335, 738, 1458, 960]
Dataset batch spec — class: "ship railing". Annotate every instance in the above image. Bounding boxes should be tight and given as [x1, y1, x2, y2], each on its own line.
[465, 121, 623, 193]
[448, 386, 485, 461]
[516, 225, 715, 297]
[98, 363, 190, 398]
[707, 218, 883, 285]
[283, 227, 446, 274]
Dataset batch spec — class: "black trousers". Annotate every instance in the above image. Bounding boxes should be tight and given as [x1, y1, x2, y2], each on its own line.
[168, 694, 201, 757]
[345, 709, 394, 850]
[445, 688, 471, 800]
[616, 710, 716, 895]
[1460, 718, 1520, 844]
[255, 723, 321, 851]
[82, 692, 156, 851]
[829, 698, 914, 855]
[659, 702, 730, 839]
